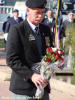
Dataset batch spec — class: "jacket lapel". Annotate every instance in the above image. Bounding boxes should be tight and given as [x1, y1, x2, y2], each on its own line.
[23, 20, 46, 56]
[39, 24, 46, 55]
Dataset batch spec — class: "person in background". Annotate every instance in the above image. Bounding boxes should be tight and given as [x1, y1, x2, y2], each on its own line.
[63, 11, 74, 32]
[60, 11, 74, 49]
[2, 16, 10, 48]
[5, 9, 23, 41]
[42, 10, 55, 47]
[6, 0, 52, 100]
[61, 11, 74, 39]
[18, 17, 23, 23]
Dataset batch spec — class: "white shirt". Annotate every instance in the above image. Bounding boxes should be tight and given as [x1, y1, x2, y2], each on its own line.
[14, 16, 18, 22]
[27, 18, 39, 33]
[48, 18, 53, 23]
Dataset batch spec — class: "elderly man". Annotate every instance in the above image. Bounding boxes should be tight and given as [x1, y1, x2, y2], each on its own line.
[6, 0, 52, 100]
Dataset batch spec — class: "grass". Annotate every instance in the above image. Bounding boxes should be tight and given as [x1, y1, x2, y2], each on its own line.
[72, 53, 75, 69]
[71, 76, 75, 85]
[0, 39, 4, 48]
[65, 23, 75, 53]
[72, 69, 75, 76]
[64, 23, 75, 70]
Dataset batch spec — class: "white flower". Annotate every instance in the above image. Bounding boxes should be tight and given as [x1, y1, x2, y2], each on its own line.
[52, 48, 57, 52]
[58, 51, 61, 54]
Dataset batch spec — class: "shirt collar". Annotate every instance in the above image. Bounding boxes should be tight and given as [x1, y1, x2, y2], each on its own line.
[48, 18, 53, 22]
[14, 16, 18, 20]
[27, 18, 39, 32]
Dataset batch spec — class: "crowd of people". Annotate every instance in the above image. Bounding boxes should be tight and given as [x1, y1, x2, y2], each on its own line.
[2, 2, 75, 49]
[1, 0, 75, 100]
[3, 10, 75, 49]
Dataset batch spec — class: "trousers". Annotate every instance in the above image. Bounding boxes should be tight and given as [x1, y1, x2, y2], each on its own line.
[12, 92, 50, 100]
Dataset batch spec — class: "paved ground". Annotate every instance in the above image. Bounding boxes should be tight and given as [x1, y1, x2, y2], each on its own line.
[0, 81, 12, 100]
[0, 51, 75, 100]
[0, 80, 75, 100]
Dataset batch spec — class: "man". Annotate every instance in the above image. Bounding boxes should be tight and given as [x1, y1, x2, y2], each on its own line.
[43, 10, 55, 26]
[43, 10, 55, 47]
[2, 16, 10, 47]
[6, 0, 52, 100]
[4, 9, 23, 46]
[59, 12, 74, 49]
[62, 11, 74, 33]
[5, 9, 23, 34]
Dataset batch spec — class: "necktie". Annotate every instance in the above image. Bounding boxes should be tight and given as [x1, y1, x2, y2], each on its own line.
[34, 27, 42, 56]
[35, 27, 39, 35]
[15, 19, 18, 23]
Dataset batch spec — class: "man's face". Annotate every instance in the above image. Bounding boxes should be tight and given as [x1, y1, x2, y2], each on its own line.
[47, 10, 53, 18]
[13, 12, 19, 18]
[69, 13, 74, 20]
[27, 8, 45, 25]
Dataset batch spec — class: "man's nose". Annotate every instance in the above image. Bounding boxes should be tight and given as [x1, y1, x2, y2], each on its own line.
[38, 14, 43, 17]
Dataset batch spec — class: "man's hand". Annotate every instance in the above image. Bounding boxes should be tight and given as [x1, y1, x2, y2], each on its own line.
[30, 73, 47, 89]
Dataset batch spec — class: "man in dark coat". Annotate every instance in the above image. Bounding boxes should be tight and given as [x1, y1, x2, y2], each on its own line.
[6, 0, 52, 100]
[5, 9, 23, 33]
[42, 10, 55, 47]
[4, 9, 23, 49]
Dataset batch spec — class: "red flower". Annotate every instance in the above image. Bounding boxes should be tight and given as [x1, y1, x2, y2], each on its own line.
[60, 51, 65, 56]
[56, 55, 60, 60]
[55, 49, 59, 55]
[53, 53, 56, 57]
[43, 47, 65, 63]
[59, 56, 63, 60]
[46, 47, 53, 53]
[45, 58, 51, 62]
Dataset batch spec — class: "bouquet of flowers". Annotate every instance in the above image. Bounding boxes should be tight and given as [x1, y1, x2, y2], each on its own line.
[31, 47, 65, 99]
[43, 47, 64, 63]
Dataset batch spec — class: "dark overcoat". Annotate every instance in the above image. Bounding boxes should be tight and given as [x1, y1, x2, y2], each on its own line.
[42, 17, 55, 47]
[6, 19, 52, 96]
[5, 17, 23, 33]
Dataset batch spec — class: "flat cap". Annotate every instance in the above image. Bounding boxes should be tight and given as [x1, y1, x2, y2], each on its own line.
[26, 0, 47, 9]
[12, 9, 19, 13]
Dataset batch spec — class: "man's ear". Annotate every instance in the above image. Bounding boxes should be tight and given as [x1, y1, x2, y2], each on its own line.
[27, 8, 29, 13]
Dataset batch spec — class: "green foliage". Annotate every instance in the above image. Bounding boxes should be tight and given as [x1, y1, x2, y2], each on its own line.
[0, 40, 4, 48]
[72, 69, 75, 76]
[72, 53, 75, 69]
[65, 32, 72, 45]
[71, 76, 75, 85]
[65, 23, 75, 53]
[63, 23, 75, 69]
